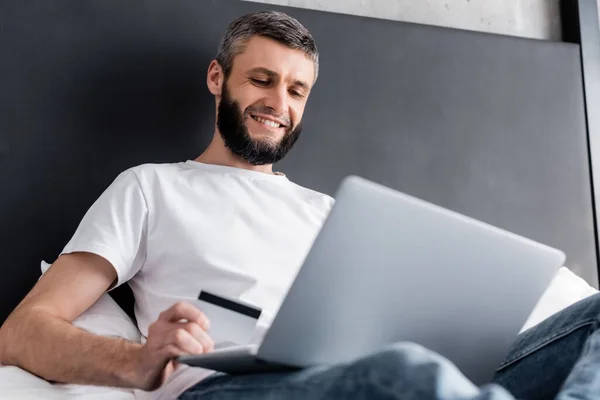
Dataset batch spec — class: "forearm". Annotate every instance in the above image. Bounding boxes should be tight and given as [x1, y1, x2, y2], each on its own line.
[0, 307, 143, 388]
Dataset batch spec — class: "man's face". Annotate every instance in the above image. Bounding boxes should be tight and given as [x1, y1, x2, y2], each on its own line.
[215, 36, 315, 165]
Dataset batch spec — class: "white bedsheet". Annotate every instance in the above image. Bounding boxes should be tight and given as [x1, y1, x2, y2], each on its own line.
[0, 365, 135, 400]
[0, 265, 597, 399]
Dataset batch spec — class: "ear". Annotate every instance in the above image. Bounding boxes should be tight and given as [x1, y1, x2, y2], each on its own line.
[207, 60, 224, 96]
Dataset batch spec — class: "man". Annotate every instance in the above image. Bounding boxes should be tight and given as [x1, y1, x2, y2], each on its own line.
[1, 10, 600, 400]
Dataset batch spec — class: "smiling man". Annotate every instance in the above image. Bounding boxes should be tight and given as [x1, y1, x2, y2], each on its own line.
[6, 9, 600, 400]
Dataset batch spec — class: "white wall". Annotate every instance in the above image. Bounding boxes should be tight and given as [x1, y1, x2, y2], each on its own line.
[246, 0, 575, 41]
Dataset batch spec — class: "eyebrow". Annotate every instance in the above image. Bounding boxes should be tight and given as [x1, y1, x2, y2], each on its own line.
[247, 67, 310, 91]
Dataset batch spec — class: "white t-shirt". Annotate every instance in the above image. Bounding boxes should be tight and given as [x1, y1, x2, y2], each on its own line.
[60, 160, 334, 399]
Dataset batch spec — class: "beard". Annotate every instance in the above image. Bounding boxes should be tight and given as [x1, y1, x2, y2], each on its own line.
[216, 82, 302, 166]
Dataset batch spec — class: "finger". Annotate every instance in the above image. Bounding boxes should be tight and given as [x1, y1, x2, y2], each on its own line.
[176, 322, 214, 352]
[147, 319, 172, 340]
[159, 301, 210, 330]
[167, 327, 205, 355]
[162, 344, 188, 359]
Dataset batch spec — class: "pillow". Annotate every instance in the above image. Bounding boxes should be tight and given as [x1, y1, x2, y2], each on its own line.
[40, 261, 142, 342]
[520, 266, 598, 332]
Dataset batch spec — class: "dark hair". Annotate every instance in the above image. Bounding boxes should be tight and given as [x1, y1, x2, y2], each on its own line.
[216, 11, 319, 81]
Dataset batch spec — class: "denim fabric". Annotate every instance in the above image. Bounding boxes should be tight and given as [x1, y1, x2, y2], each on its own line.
[494, 292, 600, 399]
[179, 293, 600, 400]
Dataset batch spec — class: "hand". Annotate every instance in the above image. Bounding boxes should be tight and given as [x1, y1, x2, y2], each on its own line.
[133, 301, 214, 391]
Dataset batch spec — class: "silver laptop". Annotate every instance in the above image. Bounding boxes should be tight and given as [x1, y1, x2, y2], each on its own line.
[179, 175, 565, 385]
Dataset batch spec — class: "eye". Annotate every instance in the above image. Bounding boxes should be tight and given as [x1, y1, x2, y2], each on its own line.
[289, 89, 305, 99]
[251, 78, 269, 86]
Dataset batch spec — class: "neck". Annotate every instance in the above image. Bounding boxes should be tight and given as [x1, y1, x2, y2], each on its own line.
[195, 132, 275, 175]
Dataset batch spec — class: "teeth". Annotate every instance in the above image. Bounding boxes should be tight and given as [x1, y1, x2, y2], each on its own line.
[253, 116, 281, 128]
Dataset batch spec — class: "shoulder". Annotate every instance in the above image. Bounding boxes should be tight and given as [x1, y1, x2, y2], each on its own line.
[126, 162, 184, 179]
[101, 163, 186, 201]
[113, 162, 187, 188]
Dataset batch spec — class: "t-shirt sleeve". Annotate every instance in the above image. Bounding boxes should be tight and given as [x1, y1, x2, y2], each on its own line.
[61, 169, 148, 288]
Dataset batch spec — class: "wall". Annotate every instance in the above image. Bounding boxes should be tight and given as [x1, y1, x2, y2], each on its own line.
[246, 0, 570, 41]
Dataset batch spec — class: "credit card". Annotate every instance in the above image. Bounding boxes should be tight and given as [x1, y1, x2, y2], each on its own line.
[196, 291, 262, 348]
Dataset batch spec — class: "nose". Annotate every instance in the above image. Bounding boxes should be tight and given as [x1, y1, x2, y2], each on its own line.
[264, 85, 288, 116]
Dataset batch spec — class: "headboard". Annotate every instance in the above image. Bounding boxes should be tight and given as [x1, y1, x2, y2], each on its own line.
[1, 0, 598, 323]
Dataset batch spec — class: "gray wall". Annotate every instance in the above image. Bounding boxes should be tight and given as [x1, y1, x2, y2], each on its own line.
[247, 0, 590, 40]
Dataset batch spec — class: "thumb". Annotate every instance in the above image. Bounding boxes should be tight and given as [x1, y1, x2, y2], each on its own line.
[160, 360, 177, 387]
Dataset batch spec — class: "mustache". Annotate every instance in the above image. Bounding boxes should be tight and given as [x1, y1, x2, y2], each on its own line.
[244, 105, 291, 127]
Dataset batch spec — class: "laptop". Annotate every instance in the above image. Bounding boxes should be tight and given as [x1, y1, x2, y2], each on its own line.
[178, 175, 565, 385]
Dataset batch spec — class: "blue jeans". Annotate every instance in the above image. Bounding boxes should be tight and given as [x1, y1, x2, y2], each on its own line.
[179, 293, 600, 400]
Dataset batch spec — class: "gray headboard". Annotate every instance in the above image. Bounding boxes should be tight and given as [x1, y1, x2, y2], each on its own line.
[0, 0, 596, 323]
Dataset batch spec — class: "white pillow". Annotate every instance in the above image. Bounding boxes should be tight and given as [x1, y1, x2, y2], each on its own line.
[40, 261, 142, 343]
[520, 266, 598, 332]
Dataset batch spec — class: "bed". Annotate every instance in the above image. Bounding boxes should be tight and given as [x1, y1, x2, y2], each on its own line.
[1, 0, 600, 398]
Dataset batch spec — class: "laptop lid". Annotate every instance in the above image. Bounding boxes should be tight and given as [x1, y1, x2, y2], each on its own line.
[257, 176, 564, 385]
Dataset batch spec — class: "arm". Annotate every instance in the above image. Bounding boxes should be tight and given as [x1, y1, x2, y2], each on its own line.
[0, 252, 214, 391]
[0, 252, 141, 387]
